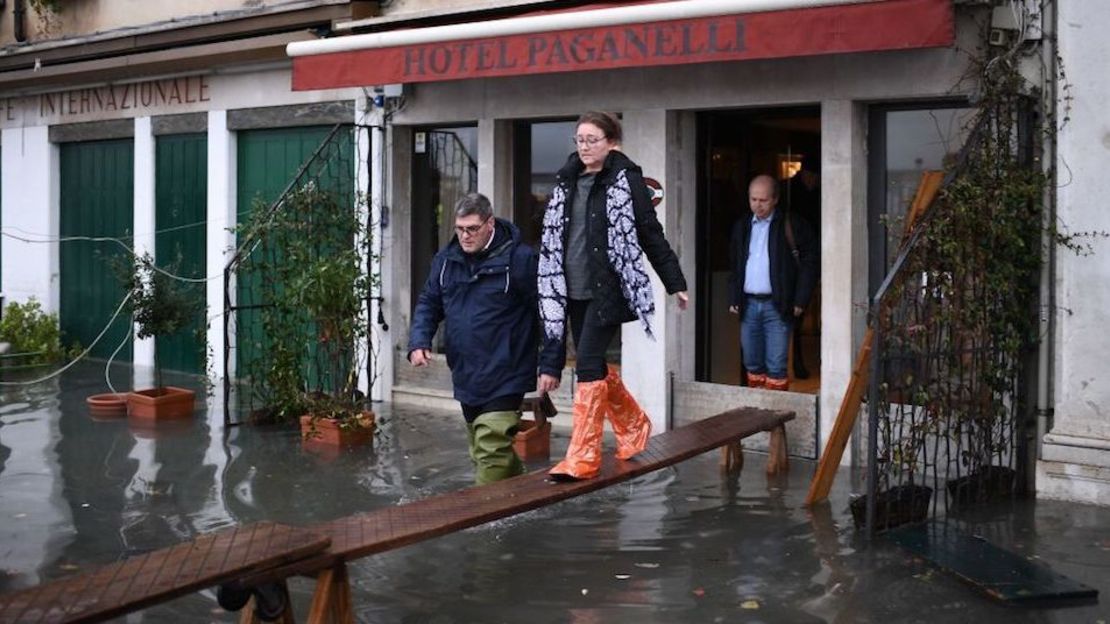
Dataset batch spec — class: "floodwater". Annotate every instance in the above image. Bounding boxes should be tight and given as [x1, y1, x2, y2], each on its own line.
[0, 362, 1107, 623]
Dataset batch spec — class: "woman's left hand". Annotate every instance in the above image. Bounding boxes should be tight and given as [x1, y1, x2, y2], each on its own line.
[675, 291, 689, 310]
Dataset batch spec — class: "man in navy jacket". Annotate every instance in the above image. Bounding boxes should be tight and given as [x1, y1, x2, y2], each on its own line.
[408, 193, 539, 484]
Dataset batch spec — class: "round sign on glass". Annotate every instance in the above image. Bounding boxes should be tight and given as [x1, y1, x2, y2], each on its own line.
[643, 177, 664, 207]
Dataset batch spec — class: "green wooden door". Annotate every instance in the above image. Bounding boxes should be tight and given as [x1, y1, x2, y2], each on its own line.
[235, 126, 339, 380]
[155, 133, 207, 374]
[60, 139, 134, 360]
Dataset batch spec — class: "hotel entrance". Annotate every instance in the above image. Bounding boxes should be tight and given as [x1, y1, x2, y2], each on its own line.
[695, 107, 822, 394]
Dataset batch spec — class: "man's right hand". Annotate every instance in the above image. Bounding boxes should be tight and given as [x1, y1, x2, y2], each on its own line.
[409, 349, 431, 367]
[728, 305, 739, 315]
[537, 373, 561, 395]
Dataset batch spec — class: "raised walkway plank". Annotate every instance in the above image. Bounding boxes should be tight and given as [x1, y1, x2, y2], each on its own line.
[245, 406, 794, 583]
[0, 522, 330, 624]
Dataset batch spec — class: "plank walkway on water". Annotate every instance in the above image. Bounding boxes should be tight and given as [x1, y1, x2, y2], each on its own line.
[0, 522, 331, 624]
[246, 406, 793, 583]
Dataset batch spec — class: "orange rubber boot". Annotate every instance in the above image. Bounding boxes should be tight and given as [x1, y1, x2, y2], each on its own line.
[605, 366, 652, 461]
[765, 377, 789, 391]
[549, 380, 608, 480]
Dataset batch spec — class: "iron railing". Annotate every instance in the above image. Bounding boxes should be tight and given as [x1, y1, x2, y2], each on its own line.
[864, 96, 1039, 533]
[222, 124, 374, 426]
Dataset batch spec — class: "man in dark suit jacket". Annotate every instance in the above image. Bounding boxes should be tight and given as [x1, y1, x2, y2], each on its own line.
[728, 175, 818, 391]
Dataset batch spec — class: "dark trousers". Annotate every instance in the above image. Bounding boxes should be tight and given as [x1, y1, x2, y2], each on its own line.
[567, 298, 620, 383]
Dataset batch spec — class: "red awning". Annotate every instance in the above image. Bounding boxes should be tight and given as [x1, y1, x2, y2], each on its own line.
[290, 0, 953, 91]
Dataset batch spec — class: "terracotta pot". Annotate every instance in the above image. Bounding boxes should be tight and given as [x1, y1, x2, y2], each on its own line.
[127, 387, 196, 421]
[86, 393, 129, 420]
[513, 418, 551, 460]
[299, 411, 376, 447]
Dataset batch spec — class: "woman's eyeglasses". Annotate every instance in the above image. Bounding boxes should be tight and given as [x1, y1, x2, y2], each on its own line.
[572, 135, 606, 148]
[454, 218, 490, 237]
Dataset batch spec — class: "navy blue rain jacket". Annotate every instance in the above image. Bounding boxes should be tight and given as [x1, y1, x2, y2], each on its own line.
[407, 218, 539, 406]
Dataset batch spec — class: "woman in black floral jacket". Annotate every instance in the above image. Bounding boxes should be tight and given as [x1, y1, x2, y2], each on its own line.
[536, 111, 688, 480]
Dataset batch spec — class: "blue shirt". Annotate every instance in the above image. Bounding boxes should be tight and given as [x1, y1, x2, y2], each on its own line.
[744, 210, 774, 295]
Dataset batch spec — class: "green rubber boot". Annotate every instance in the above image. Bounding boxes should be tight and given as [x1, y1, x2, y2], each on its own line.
[471, 410, 525, 485]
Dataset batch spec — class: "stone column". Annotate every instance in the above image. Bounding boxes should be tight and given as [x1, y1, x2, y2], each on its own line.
[819, 100, 869, 465]
[619, 109, 695, 433]
[132, 116, 156, 374]
[477, 119, 513, 219]
[1, 126, 58, 311]
[206, 110, 236, 381]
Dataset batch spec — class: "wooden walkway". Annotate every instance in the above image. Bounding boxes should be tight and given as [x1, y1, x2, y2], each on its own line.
[240, 406, 794, 621]
[0, 406, 793, 623]
[0, 522, 330, 624]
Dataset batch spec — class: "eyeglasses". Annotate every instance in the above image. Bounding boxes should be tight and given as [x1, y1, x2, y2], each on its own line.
[454, 217, 490, 237]
[572, 135, 607, 148]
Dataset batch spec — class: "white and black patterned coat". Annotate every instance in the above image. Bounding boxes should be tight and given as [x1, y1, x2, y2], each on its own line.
[537, 151, 686, 375]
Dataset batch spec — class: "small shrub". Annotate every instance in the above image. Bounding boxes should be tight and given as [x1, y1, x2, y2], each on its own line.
[0, 298, 66, 366]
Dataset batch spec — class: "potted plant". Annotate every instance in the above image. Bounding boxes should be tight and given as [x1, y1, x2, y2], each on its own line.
[283, 187, 377, 448]
[851, 391, 933, 531]
[117, 252, 202, 421]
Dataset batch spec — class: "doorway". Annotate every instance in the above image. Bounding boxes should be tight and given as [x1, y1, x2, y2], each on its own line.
[409, 126, 478, 353]
[695, 107, 821, 394]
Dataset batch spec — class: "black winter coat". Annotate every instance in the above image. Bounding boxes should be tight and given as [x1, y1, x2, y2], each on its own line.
[728, 210, 818, 320]
[408, 219, 539, 405]
[538, 150, 687, 375]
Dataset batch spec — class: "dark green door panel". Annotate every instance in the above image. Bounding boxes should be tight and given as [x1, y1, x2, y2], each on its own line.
[60, 140, 134, 361]
[155, 133, 207, 374]
[235, 126, 342, 380]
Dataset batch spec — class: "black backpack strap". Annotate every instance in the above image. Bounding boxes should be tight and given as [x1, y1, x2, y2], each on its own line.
[784, 212, 800, 266]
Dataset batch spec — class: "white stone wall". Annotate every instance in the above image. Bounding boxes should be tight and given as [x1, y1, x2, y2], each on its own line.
[1, 125, 58, 311]
[1038, 1, 1110, 505]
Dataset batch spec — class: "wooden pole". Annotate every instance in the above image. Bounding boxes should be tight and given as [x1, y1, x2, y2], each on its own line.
[306, 564, 354, 624]
[804, 171, 943, 506]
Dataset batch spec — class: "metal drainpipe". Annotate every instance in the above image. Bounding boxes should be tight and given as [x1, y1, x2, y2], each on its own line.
[1035, 0, 1059, 481]
[13, 0, 28, 43]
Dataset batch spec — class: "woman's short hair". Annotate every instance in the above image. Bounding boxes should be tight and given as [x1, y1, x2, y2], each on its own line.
[576, 111, 622, 143]
[454, 192, 493, 219]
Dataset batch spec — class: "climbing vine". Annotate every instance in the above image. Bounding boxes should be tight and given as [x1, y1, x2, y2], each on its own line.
[865, 1, 1106, 529]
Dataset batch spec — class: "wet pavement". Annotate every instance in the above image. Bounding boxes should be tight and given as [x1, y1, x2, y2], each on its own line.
[0, 362, 1107, 623]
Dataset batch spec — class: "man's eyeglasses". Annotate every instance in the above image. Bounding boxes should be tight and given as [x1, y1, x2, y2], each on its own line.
[454, 218, 490, 237]
[572, 135, 606, 148]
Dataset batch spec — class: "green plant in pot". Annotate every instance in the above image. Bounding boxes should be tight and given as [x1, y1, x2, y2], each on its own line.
[117, 252, 203, 421]
[283, 187, 377, 446]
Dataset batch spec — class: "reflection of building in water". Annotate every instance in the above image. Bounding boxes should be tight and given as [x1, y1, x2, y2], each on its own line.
[0, 385, 79, 590]
[53, 393, 139, 577]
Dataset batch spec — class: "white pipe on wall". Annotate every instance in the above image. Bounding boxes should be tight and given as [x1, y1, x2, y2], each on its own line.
[287, 0, 876, 57]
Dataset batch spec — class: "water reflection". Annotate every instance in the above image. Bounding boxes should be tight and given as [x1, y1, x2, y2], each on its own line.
[0, 362, 1108, 622]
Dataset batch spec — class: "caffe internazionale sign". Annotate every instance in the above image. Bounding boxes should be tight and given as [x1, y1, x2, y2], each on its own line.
[1, 75, 210, 126]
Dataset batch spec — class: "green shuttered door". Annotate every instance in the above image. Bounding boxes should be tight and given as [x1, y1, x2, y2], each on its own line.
[155, 133, 207, 374]
[235, 126, 337, 378]
[60, 139, 134, 360]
